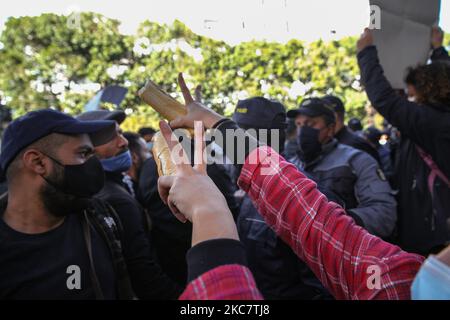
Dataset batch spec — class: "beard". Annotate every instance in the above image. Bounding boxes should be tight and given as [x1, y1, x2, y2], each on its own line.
[40, 166, 91, 218]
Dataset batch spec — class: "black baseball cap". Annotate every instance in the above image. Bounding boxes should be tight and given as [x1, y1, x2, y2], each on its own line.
[322, 95, 345, 114]
[287, 98, 336, 124]
[0, 109, 116, 180]
[365, 126, 382, 145]
[232, 97, 287, 129]
[77, 109, 126, 124]
[348, 118, 363, 131]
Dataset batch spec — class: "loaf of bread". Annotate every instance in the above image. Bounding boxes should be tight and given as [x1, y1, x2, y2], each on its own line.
[138, 79, 187, 121]
[138, 79, 191, 176]
[151, 131, 177, 176]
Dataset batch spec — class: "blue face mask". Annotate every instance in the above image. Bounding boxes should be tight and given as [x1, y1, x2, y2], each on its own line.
[411, 256, 450, 300]
[146, 142, 153, 151]
[100, 150, 132, 173]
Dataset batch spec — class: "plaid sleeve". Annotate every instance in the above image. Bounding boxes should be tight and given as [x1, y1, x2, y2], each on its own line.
[179, 265, 263, 300]
[238, 146, 425, 300]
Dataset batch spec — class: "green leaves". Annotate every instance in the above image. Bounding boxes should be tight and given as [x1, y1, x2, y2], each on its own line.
[2, 13, 428, 130]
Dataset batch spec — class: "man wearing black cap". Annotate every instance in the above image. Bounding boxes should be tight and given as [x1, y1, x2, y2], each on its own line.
[288, 98, 397, 239]
[77, 110, 181, 299]
[322, 95, 380, 163]
[0, 109, 131, 299]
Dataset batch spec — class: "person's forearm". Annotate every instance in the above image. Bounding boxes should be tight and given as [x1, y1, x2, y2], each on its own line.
[357, 46, 436, 146]
[357, 46, 407, 126]
[191, 207, 239, 246]
[238, 146, 424, 300]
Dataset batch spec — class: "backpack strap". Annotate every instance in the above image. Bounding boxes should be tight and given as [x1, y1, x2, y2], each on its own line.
[88, 198, 136, 300]
[416, 145, 450, 194]
[416, 145, 450, 231]
[82, 211, 105, 300]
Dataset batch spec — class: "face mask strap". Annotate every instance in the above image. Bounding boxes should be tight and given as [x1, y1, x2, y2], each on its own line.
[38, 151, 77, 196]
[39, 151, 64, 167]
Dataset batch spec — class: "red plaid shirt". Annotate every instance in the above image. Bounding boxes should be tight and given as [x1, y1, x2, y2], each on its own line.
[180, 147, 424, 300]
[179, 265, 262, 300]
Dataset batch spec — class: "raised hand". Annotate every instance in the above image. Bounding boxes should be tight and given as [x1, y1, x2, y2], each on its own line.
[431, 26, 444, 49]
[357, 28, 374, 53]
[169, 73, 224, 130]
[157, 120, 238, 245]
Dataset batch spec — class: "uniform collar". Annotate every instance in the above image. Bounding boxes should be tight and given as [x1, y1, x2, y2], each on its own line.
[301, 139, 338, 169]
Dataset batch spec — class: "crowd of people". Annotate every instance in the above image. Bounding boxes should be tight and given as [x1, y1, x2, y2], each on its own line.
[0, 27, 449, 300]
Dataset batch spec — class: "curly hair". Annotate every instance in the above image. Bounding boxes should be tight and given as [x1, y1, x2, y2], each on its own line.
[405, 62, 450, 109]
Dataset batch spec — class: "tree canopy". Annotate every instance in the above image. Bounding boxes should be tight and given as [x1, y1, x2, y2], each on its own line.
[1, 13, 448, 132]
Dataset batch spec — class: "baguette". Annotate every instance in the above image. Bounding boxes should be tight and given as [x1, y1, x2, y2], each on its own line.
[138, 79, 187, 121]
[138, 79, 191, 176]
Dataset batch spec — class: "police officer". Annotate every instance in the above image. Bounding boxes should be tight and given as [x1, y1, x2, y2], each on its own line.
[288, 98, 397, 239]
[233, 97, 333, 300]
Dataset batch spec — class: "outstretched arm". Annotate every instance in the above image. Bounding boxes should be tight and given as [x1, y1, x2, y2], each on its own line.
[238, 146, 423, 299]
[163, 73, 424, 300]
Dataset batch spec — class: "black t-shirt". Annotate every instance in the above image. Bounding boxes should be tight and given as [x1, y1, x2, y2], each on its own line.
[0, 213, 117, 300]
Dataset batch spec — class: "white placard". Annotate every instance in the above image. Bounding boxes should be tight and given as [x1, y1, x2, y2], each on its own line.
[370, 0, 441, 89]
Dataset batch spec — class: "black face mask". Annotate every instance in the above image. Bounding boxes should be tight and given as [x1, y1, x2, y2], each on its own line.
[40, 181, 91, 218]
[296, 126, 322, 163]
[42, 154, 105, 198]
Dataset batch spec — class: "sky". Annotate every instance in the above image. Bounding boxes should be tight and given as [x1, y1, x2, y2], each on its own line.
[0, 0, 449, 44]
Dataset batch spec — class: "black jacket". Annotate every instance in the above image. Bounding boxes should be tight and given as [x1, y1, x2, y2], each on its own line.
[138, 158, 192, 286]
[335, 126, 380, 163]
[431, 46, 450, 62]
[96, 171, 181, 299]
[138, 158, 239, 286]
[358, 46, 450, 254]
